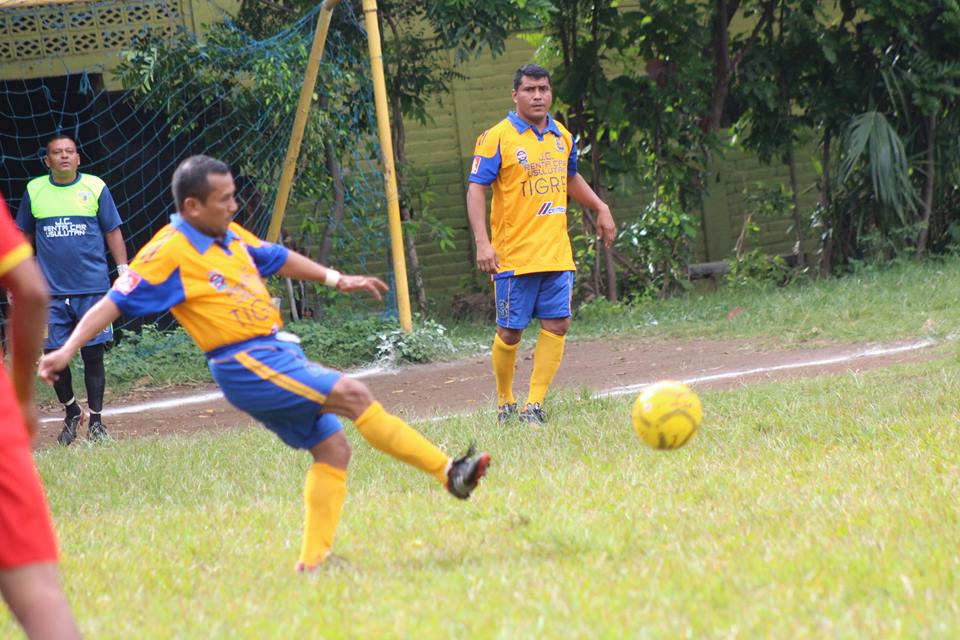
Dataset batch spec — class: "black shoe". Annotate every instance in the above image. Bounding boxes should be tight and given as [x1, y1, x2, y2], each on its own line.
[497, 402, 517, 426]
[88, 420, 111, 443]
[446, 445, 490, 500]
[519, 402, 546, 425]
[57, 412, 82, 446]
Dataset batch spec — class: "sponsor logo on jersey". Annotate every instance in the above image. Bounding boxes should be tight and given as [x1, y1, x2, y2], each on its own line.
[43, 219, 87, 238]
[535, 201, 567, 216]
[516, 148, 529, 165]
[471, 156, 481, 174]
[77, 190, 93, 205]
[208, 270, 228, 292]
[113, 271, 141, 295]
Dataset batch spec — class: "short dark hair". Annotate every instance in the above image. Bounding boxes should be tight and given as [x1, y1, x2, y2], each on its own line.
[171, 155, 231, 210]
[46, 134, 77, 151]
[513, 63, 551, 91]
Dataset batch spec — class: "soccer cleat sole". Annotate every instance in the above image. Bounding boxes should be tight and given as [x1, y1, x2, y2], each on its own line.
[474, 452, 491, 484]
[462, 453, 490, 499]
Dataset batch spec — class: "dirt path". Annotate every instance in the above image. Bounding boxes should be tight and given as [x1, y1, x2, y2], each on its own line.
[34, 335, 943, 446]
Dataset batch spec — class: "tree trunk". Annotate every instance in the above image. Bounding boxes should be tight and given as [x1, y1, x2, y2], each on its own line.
[818, 130, 833, 276]
[389, 95, 429, 315]
[917, 111, 936, 256]
[785, 144, 805, 267]
[706, 0, 733, 133]
[589, 128, 617, 302]
[382, 6, 429, 316]
[317, 141, 345, 267]
[705, 0, 774, 133]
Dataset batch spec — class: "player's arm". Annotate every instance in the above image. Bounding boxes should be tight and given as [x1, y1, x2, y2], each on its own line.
[105, 228, 129, 273]
[466, 182, 498, 274]
[568, 173, 616, 248]
[0, 258, 49, 437]
[38, 297, 120, 384]
[277, 251, 388, 300]
[98, 187, 129, 272]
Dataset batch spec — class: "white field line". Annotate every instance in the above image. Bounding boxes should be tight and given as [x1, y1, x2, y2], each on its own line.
[420, 338, 938, 423]
[593, 338, 936, 399]
[40, 339, 937, 425]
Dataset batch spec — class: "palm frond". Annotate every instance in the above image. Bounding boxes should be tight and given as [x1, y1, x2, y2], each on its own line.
[840, 110, 918, 222]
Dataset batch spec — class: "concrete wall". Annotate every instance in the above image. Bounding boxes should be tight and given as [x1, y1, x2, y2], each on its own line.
[0, 0, 239, 89]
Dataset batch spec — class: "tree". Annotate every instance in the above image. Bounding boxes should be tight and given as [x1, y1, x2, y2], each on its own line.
[734, 0, 825, 267]
[240, 0, 537, 314]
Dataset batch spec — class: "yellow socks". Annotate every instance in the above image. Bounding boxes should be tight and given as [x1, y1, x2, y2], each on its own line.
[354, 401, 449, 485]
[299, 463, 347, 568]
[492, 333, 519, 405]
[527, 329, 565, 406]
[299, 403, 452, 568]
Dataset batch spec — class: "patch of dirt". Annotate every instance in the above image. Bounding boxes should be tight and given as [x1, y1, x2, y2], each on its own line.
[34, 335, 943, 447]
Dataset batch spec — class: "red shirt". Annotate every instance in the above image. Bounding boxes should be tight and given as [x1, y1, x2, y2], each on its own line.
[0, 194, 32, 447]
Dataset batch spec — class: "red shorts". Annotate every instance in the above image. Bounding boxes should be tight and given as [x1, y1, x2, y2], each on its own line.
[0, 443, 59, 569]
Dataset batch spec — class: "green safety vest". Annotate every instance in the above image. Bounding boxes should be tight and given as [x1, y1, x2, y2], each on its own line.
[26, 174, 106, 220]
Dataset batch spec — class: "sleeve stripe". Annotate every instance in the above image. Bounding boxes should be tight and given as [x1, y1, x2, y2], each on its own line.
[0, 243, 33, 278]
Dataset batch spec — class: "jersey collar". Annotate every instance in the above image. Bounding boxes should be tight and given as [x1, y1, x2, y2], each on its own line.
[47, 172, 82, 187]
[171, 214, 239, 253]
[507, 111, 561, 138]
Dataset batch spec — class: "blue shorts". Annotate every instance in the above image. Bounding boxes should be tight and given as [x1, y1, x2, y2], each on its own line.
[208, 336, 344, 450]
[494, 271, 574, 330]
[46, 294, 113, 350]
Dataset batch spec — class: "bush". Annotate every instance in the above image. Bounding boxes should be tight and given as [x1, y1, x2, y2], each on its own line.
[287, 316, 454, 370]
[725, 249, 796, 288]
[572, 200, 698, 302]
[106, 325, 210, 387]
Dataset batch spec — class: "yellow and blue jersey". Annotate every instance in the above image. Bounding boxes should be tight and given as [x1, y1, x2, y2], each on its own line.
[108, 214, 288, 354]
[110, 213, 344, 451]
[469, 112, 577, 277]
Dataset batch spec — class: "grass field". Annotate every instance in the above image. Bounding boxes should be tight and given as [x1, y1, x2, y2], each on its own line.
[5, 350, 960, 637]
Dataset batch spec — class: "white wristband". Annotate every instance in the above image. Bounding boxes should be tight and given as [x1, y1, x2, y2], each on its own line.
[324, 268, 341, 288]
[117, 264, 129, 277]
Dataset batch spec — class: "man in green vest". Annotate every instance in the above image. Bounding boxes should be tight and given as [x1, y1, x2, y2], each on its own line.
[15, 135, 128, 445]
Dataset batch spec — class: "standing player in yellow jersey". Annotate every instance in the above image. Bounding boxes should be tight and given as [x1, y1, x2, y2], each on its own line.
[39, 155, 489, 571]
[467, 64, 616, 426]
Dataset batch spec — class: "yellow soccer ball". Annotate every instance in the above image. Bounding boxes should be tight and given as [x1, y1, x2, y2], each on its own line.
[631, 381, 702, 450]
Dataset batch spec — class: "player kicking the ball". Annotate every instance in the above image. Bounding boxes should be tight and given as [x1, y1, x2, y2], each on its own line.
[39, 155, 489, 571]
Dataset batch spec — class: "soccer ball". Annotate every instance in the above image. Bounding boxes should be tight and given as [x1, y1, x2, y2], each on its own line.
[631, 381, 702, 450]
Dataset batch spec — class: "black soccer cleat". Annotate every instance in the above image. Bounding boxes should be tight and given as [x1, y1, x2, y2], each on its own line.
[57, 412, 82, 446]
[519, 402, 547, 426]
[497, 402, 517, 426]
[87, 420, 111, 443]
[446, 445, 490, 500]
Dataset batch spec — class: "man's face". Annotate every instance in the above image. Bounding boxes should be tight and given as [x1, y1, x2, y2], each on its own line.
[512, 75, 552, 123]
[44, 139, 80, 179]
[182, 172, 238, 237]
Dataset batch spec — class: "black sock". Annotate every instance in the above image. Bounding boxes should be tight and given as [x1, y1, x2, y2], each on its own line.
[90, 412, 102, 425]
[81, 344, 106, 414]
[65, 398, 81, 419]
